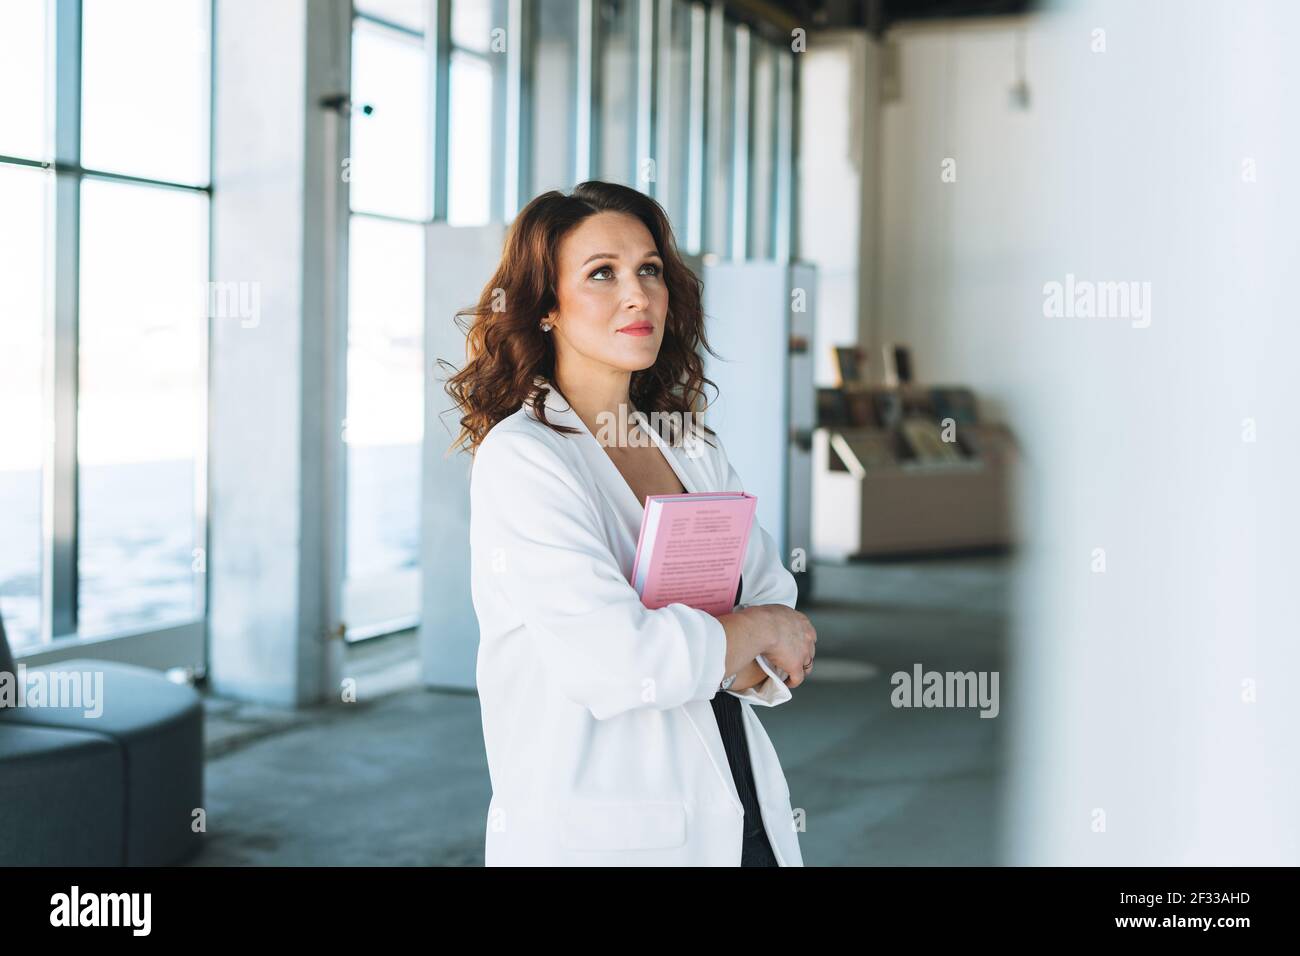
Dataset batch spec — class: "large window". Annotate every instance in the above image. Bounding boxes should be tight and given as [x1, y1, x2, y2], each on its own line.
[448, 0, 496, 225]
[748, 34, 778, 259]
[343, 214, 425, 638]
[529, 0, 580, 196]
[597, 0, 639, 185]
[653, 0, 695, 243]
[80, 0, 209, 186]
[0, 0, 49, 160]
[77, 179, 207, 638]
[0, 163, 49, 650]
[345, 4, 432, 638]
[0, 0, 211, 654]
[350, 16, 429, 220]
[705, 9, 736, 257]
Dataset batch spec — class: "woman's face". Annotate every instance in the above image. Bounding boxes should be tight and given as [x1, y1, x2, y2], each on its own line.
[545, 211, 668, 378]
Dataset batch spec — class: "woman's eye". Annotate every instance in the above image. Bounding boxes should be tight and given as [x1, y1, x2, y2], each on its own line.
[590, 263, 660, 280]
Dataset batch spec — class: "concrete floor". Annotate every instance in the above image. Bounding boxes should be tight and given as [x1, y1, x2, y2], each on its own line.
[186, 555, 1010, 866]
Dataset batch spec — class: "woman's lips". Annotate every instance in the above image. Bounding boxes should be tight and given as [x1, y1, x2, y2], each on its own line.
[618, 325, 654, 336]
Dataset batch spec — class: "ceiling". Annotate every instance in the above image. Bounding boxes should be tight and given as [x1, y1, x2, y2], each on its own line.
[729, 0, 1037, 36]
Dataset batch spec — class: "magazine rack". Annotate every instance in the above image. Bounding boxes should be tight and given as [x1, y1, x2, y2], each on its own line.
[811, 385, 1018, 558]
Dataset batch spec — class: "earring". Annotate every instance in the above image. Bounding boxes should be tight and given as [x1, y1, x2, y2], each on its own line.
[540, 320, 553, 332]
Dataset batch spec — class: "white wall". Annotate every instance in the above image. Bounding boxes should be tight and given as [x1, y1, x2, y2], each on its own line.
[876, 17, 1047, 426]
[873, 0, 1300, 864]
[1007, 0, 1300, 866]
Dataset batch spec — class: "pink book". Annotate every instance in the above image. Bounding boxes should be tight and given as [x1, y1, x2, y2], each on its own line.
[629, 492, 757, 618]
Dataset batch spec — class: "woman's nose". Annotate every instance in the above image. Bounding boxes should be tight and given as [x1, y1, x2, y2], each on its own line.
[622, 279, 650, 310]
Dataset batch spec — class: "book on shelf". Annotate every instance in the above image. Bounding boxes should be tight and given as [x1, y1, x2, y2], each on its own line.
[829, 430, 899, 477]
[900, 416, 968, 465]
[930, 387, 979, 426]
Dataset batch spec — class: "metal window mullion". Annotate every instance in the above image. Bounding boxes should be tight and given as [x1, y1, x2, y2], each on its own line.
[685, 1, 705, 253]
[518, 0, 538, 203]
[53, 0, 80, 166]
[507, 0, 530, 215]
[428, 0, 450, 220]
[45, 0, 82, 642]
[753, 37, 778, 261]
[197, 0, 216, 628]
[653, 0, 672, 204]
[0, 154, 49, 169]
[704, 2, 724, 256]
[353, 10, 424, 40]
[78, 165, 209, 192]
[322, 0, 351, 652]
[486, 0, 508, 220]
[634, 0, 655, 192]
[773, 47, 794, 264]
[730, 22, 749, 261]
[45, 173, 79, 642]
[575, 0, 596, 184]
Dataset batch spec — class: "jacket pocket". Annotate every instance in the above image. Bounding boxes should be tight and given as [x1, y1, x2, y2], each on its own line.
[560, 799, 688, 851]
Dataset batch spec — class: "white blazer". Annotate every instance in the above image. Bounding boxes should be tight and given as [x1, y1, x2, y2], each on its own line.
[469, 377, 804, 866]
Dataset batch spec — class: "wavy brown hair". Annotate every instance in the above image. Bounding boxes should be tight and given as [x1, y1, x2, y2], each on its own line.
[440, 180, 721, 456]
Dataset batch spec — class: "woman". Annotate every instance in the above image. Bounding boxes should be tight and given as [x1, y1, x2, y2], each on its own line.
[447, 181, 817, 866]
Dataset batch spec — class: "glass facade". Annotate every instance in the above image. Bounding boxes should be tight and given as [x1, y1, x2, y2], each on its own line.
[0, 0, 795, 654]
[0, 0, 211, 652]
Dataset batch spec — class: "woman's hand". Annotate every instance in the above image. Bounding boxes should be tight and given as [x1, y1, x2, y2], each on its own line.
[739, 604, 817, 689]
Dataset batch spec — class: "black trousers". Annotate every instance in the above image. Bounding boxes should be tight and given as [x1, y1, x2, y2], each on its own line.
[710, 690, 780, 867]
[718, 572, 780, 866]
[741, 822, 781, 866]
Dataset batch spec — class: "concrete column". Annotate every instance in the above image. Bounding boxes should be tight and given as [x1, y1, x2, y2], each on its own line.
[207, 0, 350, 706]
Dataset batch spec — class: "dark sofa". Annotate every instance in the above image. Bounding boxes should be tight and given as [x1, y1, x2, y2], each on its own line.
[0, 606, 205, 865]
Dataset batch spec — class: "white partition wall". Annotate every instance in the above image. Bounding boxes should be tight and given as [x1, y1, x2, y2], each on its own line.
[1002, 0, 1300, 866]
[420, 223, 507, 691]
[701, 259, 816, 594]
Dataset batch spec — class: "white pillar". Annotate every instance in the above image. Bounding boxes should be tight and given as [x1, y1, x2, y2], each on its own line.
[207, 0, 350, 706]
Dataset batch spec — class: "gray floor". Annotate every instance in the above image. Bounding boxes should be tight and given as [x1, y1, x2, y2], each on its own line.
[187, 555, 1010, 866]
